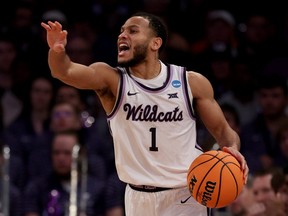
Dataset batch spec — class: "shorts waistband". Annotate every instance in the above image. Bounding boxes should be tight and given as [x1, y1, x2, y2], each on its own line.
[129, 184, 172, 192]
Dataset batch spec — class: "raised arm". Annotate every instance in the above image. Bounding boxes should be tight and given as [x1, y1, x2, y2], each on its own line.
[41, 21, 119, 113]
[188, 71, 249, 182]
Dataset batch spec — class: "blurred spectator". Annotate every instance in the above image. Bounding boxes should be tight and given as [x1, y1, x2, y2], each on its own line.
[240, 75, 288, 174]
[218, 56, 258, 126]
[2, 76, 54, 187]
[50, 102, 81, 133]
[105, 172, 126, 216]
[66, 18, 117, 66]
[167, 0, 208, 44]
[0, 34, 23, 128]
[90, 0, 136, 66]
[5, 1, 37, 52]
[249, 168, 286, 216]
[184, 46, 237, 148]
[23, 130, 106, 216]
[54, 84, 87, 119]
[161, 25, 192, 68]
[274, 121, 288, 167]
[47, 101, 108, 180]
[66, 35, 95, 66]
[190, 9, 239, 73]
[214, 175, 255, 216]
[206, 51, 234, 99]
[237, 12, 287, 76]
[271, 166, 288, 214]
[5, 1, 46, 72]
[54, 86, 114, 175]
[141, 0, 194, 68]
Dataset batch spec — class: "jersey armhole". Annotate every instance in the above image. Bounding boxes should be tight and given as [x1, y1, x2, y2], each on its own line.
[107, 68, 125, 119]
[182, 69, 196, 118]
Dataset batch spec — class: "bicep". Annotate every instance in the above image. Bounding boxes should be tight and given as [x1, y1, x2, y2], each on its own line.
[196, 97, 228, 135]
[63, 62, 117, 91]
[189, 72, 229, 138]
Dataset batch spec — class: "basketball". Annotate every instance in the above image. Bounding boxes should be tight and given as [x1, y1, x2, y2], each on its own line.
[187, 150, 244, 208]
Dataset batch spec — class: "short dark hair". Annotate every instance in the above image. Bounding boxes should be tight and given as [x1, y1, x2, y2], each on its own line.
[254, 167, 284, 193]
[132, 12, 168, 53]
[52, 129, 83, 149]
[257, 75, 288, 96]
[271, 167, 286, 193]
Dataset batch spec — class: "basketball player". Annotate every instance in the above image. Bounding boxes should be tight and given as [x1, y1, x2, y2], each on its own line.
[41, 12, 249, 216]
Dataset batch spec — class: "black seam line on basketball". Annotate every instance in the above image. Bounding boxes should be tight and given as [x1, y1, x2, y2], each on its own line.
[216, 154, 242, 205]
[188, 151, 221, 189]
[188, 157, 216, 176]
[203, 152, 226, 208]
[212, 155, 241, 205]
[196, 154, 222, 204]
[188, 151, 220, 176]
[215, 164, 225, 208]
[223, 162, 240, 200]
[215, 160, 241, 208]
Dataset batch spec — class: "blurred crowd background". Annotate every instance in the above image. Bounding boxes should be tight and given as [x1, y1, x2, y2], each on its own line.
[0, 0, 288, 216]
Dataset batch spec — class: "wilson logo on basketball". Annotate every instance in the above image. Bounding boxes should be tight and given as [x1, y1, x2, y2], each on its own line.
[201, 181, 217, 206]
[187, 150, 244, 208]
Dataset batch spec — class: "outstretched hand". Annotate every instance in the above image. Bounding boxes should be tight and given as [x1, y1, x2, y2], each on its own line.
[222, 146, 249, 184]
[41, 21, 68, 53]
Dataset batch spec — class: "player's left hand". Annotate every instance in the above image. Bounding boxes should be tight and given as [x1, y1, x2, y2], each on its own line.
[222, 146, 249, 184]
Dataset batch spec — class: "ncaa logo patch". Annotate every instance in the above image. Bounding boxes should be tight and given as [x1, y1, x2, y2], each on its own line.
[172, 80, 181, 88]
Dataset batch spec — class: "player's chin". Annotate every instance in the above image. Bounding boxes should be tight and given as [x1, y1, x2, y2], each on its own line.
[117, 58, 130, 67]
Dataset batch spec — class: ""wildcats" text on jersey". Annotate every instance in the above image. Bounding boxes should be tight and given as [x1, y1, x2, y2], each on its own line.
[123, 103, 183, 122]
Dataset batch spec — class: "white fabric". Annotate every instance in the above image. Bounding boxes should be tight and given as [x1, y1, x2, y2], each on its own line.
[125, 185, 209, 216]
[108, 63, 202, 188]
[131, 61, 167, 87]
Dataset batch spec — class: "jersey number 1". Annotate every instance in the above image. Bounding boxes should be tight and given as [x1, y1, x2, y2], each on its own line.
[149, 127, 158, 151]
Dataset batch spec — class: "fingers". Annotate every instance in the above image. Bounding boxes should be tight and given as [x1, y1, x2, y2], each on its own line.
[243, 162, 249, 184]
[40, 22, 51, 30]
[222, 146, 249, 184]
[40, 21, 64, 32]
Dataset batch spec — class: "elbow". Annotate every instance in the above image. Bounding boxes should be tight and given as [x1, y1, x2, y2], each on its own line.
[50, 70, 57, 78]
[50, 70, 60, 79]
[50, 69, 67, 81]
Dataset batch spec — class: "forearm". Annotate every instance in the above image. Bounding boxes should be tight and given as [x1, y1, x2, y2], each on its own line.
[48, 49, 72, 79]
[216, 126, 240, 151]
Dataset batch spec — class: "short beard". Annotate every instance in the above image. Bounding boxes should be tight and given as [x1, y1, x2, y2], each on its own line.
[118, 44, 147, 67]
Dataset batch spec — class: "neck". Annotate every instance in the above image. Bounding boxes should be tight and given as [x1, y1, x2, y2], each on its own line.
[129, 59, 161, 79]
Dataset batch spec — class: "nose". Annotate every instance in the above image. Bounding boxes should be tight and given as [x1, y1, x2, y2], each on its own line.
[118, 31, 127, 39]
[255, 192, 266, 203]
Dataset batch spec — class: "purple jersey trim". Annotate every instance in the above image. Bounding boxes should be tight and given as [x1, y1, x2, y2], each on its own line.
[181, 68, 196, 119]
[107, 68, 124, 119]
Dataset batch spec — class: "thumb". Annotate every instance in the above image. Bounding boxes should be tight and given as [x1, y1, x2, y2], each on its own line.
[53, 43, 66, 53]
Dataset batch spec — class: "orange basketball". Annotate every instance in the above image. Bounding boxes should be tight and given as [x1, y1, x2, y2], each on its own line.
[187, 150, 244, 208]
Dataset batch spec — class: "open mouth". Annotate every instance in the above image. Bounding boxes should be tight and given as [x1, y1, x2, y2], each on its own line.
[118, 43, 130, 55]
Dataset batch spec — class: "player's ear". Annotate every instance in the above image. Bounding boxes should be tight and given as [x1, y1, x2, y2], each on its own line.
[151, 37, 162, 51]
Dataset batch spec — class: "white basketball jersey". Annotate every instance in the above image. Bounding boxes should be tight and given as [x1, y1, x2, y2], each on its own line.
[107, 62, 203, 188]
